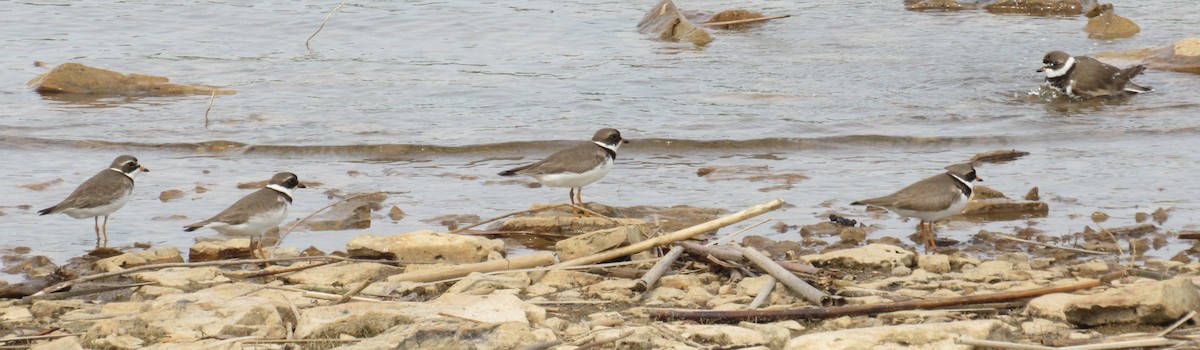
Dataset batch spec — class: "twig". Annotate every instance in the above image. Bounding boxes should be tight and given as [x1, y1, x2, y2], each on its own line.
[35, 256, 353, 295]
[273, 191, 387, 252]
[990, 233, 1112, 255]
[277, 292, 301, 340]
[224, 260, 337, 279]
[203, 90, 216, 129]
[635, 246, 685, 292]
[577, 329, 634, 350]
[388, 253, 555, 283]
[262, 285, 386, 303]
[556, 199, 785, 268]
[204, 335, 260, 349]
[306, 0, 350, 50]
[1096, 224, 1125, 262]
[680, 241, 820, 275]
[241, 339, 363, 344]
[0, 333, 82, 344]
[648, 272, 1120, 322]
[528, 300, 611, 305]
[706, 217, 773, 246]
[743, 247, 831, 306]
[1158, 311, 1196, 337]
[20, 282, 154, 304]
[1058, 337, 1182, 350]
[747, 276, 776, 309]
[412, 257, 662, 288]
[957, 338, 1054, 350]
[702, 14, 791, 27]
[335, 275, 380, 305]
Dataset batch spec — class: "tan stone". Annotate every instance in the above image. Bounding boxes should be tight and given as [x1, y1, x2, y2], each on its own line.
[445, 272, 530, 295]
[801, 244, 915, 270]
[30, 336, 83, 350]
[556, 224, 644, 261]
[1084, 6, 1139, 39]
[985, 0, 1084, 15]
[1145, 38, 1200, 74]
[346, 230, 503, 263]
[28, 62, 235, 96]
[283, 262, 403, 287]
[128, 267, 230, 289]
[188, 239, 254, 262]
[1026, 277, 1200, 326]
[918, 254, 951, 274]
[95, 248, 183, 272]
[784, 320, 1014, 349]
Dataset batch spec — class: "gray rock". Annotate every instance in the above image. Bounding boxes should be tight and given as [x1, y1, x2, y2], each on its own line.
[1026, 277, 1200, 326]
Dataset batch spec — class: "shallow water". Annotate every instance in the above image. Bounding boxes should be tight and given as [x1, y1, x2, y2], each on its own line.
[2, 0, 1199, 282]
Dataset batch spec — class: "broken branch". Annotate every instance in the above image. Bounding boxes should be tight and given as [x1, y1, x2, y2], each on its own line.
[742, 247, 831, 306]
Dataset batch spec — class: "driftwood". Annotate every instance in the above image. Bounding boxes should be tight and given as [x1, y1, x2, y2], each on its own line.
[648, 272, 1119, 322]
[702, 14, 791, 27]
[305, 0, 350, 50]
[679, 241, 820, 275]
[35, 256, 355, 295]
[554, 199, 784, 268]
[705, 217, 773, 247]
[635, 246, 685, 292]
[388, 253, 556, 283]
[958, 336, 1182, 350]
[747, 277, 776, 309]
[743, 247, 831, 306]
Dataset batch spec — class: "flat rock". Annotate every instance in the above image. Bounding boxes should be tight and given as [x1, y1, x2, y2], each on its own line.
[283, 262, 403, 287]
[905, 0, 969, 11]
[28, 62, 235, 96]
[970, 149, 1030, 164]
[445, 272, 531, 295]
[959, 198, 1049, 220]
[492, 216, 647, 236]
[1027, 277, 1200, 326]
[188, 238, 254, 262]
[801, 244, 915, 270]
[918, 254, 951, 274]
[556, 224, 645, 261]
[346, 230, 503, 263]
[304, 192, 386, 231]
[296, 293, 542, 340]
[333, 320, 556, 350]
[94, 248, 183, 272]
[985, 0, 1084, 15]
[30, 336, 84, 350]
[784, 320, 1013, 350]
[664, 324, 768, 346]
[637, 0, 712, 46]
[81, 283, 289, 345]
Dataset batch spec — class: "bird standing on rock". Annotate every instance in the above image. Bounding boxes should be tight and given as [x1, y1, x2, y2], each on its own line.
[184, 172, 306, 238]
[499, 128, 629, 218]
[38, 155, 149, 246]
[851, 163, 981, 254]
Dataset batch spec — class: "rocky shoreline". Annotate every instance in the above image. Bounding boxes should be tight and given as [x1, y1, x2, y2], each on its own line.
[2, 189, 1199, 350]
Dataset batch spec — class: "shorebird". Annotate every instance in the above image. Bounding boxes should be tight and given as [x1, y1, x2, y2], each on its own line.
[38, 155, 148, 246]
[852, 163, 982, 253]
[1039, 50, 1153, 99]
[499, 128, 628, 217]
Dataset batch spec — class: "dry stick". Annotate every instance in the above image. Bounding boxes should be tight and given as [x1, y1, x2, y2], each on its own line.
[225, 260, 338, 279]
[577, 329, 634, 350]
[956, 338, 1055, 350]
[272, 191, 387, 253]
[276, 292, 301, 341]
[20, 282, 154, 304]
[242, 339, 363, 344]
[647, 272, 1120, 322]
[306, 0, 350, 50]
[35, 256, 352, 295]
[204, 336, 260, 349]
[706, 217, 773, 246]
[1158, 311, 1197, 337]
[747, 277, 776, 309]
[0, 333, 82, 344]
[743, 247, 831, 306]
[1096, 224, 1126, 261]
[635, 245, 685, 292]
[556, 199, 785, 268]
[203, 90, 216, 129]
[680, 241, 820, 275]
[991, 233, 1112, 255]
[1059, 338, 1182, 350]
[335, 274, 381, 305]
[262, 285, 385, 303]
[702, 14, 791, 26]
[412, 257, 662, 289]
[388, 253, 556, 283]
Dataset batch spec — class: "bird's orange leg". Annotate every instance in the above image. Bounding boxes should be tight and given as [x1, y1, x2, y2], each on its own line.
[576, 187, 591, 217]
[568, 188, 580, 218]
[101, 215, 110, 246]
[94, 217, 101, 247]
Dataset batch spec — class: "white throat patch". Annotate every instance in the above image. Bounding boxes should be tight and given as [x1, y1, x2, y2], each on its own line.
[1043, 57, 1074, 78]
[594, 141, 620, 152]
[266, 184, 293, 200]
[950, 174, 974, 191]
[109, 167, 138, 180]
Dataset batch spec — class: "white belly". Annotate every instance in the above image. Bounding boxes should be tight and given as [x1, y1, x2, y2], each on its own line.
[531, 158, 612, 189]
[207, 207, 288, 236]
[61, 190, 131, 219]
[892, 194, 969, 222]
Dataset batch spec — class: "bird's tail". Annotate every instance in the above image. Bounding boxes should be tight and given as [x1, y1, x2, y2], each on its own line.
[183, 221, 209, 232]
[36, 206, 56, 216]
[1117, 65, 1153, 93]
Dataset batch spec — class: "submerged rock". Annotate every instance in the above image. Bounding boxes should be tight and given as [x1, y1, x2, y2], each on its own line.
[346, 230, 503, 263]
[1144, 38, 1200, 74]
[970, 149, 1030, 164]
[1083, 3, 1139, 39]
[27, 62, 235, 96]
[905, 0, 968, 11]
[637, 0, 713, 46]
[959, 198, 1049, 220]
[985, 0, 1084, 15]
[305, 192, 386, 231]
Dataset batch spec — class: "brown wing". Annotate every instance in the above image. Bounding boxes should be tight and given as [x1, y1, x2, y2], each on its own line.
[505, 142, 609, 175]
[1071, 56, 1125, 98]
[854, 174, 963, 212]
[48, 170, 133, 212]
[186, 189, 285, 228]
